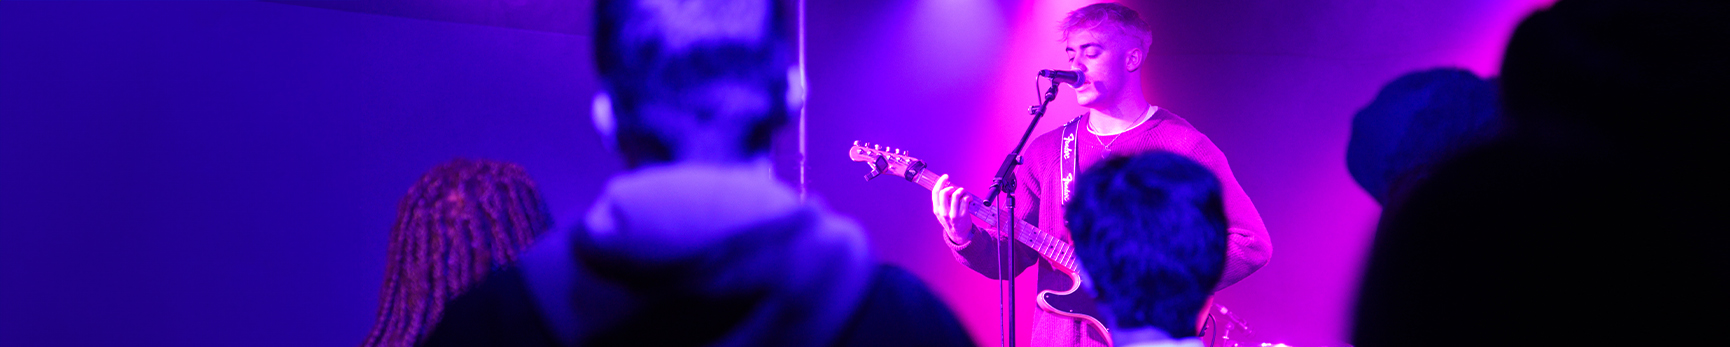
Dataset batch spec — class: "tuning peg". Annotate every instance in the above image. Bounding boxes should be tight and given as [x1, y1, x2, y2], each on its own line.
[873, 144, 880, 150]
[853, 140, 859, 146]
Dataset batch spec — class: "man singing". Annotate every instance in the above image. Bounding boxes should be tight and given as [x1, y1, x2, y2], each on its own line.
[931, 3, 1272, 346]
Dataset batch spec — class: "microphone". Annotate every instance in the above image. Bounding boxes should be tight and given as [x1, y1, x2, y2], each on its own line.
[1039, 69, 1084, 86]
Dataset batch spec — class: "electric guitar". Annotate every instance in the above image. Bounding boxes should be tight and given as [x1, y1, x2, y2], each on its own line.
[847, 141, 1111, 345]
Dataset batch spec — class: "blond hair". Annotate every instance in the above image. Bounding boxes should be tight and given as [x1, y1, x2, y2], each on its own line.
[1059, 2, 1152, 50]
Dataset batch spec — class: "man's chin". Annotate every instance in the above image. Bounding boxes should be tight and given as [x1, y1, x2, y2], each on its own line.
[1076, 96, 1101, 109]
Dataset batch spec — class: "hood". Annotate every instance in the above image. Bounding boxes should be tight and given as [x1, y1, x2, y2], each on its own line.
[519, 163, 874, 347]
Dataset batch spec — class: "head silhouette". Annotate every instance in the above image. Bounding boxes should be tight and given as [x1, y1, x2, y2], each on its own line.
[593, 0, 797, 168]
[1347, 68, 1503, 206]
[1066, 151, 1227, 339]
[363, 158, 552, 347]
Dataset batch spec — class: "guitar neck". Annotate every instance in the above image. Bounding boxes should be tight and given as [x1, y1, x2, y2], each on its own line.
[908, 169, 1079, 272]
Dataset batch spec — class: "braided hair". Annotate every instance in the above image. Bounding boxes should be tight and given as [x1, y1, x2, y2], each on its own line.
[361, 158, 553, 347]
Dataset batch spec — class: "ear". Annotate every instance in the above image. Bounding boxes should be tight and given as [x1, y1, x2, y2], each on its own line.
[591, 91, 617, 151]
[786, 65, 807, 113]
[1125, 46, 1145, 73]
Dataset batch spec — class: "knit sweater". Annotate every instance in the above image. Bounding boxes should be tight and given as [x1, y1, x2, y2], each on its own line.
[947, 107, 1272, 347]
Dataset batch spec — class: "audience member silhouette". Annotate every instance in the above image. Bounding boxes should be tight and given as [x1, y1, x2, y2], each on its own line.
[362, 158, 552, 347]
[421, 1, 975, 346]
[1066, 151, 1227, 347]
[1353, 1, 1729, 346]
[1346, 68, 1502, 208]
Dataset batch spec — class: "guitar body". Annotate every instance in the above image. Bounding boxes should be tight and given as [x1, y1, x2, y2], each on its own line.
[848, 142, 1113, 346]
[1036, 265, 1113, 345]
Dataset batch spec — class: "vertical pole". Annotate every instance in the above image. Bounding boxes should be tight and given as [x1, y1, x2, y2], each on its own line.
[796, 0, 808, 201]
[1004, 192, 1016, 347]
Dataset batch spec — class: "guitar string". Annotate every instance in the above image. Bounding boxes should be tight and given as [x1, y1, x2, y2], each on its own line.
[923, 164, 1076, 267]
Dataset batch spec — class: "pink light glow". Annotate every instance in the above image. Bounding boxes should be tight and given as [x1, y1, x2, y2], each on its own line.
[810, 1, 1557, 346]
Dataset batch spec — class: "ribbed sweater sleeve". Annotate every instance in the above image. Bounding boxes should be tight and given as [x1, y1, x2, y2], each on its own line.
[1105, 111, 1271, 291]
[1166, 121, 1272, 291]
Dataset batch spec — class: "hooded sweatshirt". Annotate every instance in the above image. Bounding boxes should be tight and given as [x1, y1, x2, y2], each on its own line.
[424, 163, 974, 347]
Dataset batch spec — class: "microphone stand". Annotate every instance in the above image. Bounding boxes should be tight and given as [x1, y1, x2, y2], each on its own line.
[984, 77, 1061, 347]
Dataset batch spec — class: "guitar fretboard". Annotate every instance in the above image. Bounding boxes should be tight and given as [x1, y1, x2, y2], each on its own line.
[910, 169, 1079, 272]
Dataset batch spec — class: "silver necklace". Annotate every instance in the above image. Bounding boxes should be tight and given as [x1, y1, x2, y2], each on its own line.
[1088, 107, 1155, 157]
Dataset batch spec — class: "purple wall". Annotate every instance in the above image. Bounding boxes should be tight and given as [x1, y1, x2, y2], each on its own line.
[0, 2, 614, 346]
[807, 1, 1550, 346]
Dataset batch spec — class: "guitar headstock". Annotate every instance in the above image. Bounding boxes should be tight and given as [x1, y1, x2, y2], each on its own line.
[848, 141, 926, 181]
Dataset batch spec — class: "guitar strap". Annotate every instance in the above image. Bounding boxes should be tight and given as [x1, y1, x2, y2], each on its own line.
[1059, 114, 1083, 205]
[1058, 114, 1109, 344]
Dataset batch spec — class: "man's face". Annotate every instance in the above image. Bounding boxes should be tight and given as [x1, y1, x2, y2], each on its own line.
[1065, 26, 1136, 109]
